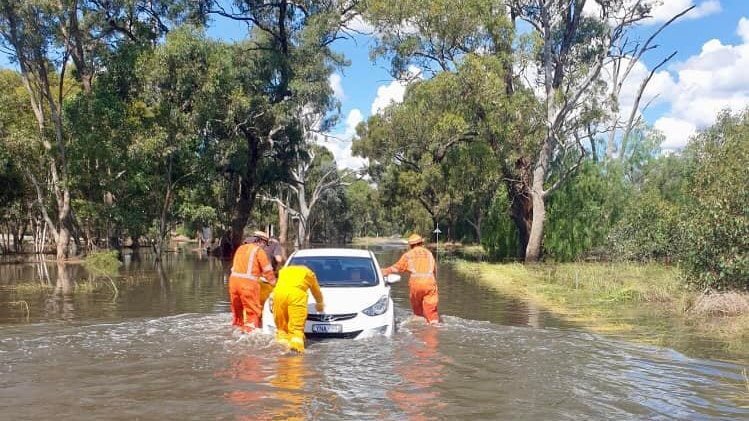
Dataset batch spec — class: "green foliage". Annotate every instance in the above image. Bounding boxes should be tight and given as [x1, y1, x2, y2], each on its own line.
[84, 251, 122, 276]
[680, 110, 749, 289]
[608, 189, 683, 263]
[0, 148, 23, 205]
[608, 110, 749, 290]
[607, 152, 693, 263]
[481, 190, 520, 260]
[545, 161, 630, 261]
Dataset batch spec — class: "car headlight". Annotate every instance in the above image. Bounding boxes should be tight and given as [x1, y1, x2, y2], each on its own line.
[362, 295, 389, 316]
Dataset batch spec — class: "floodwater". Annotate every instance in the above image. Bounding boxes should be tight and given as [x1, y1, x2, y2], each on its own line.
[1, 247, 749, 420]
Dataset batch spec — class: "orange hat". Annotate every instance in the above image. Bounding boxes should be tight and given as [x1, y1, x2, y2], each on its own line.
[407, 233, 424, 245]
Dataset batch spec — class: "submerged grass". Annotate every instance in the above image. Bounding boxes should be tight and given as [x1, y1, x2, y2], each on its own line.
[452, 260, 749, 357]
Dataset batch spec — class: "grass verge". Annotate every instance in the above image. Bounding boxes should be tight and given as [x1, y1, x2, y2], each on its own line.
[452, 259, 749, 359]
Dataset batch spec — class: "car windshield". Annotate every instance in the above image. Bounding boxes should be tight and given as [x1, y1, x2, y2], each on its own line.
[288, 256, 379, 287]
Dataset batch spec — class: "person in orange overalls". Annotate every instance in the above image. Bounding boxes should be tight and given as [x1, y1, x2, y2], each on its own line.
[228, 230, 277, 332]
[382, 233, 440, 324]
[273, 265, 324, 353]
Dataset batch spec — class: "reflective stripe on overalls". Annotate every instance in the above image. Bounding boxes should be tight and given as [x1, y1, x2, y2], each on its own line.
[407, 251, 435, 280]
[231, 246, 260, 280]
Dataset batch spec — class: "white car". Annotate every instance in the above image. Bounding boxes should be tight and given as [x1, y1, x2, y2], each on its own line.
[262, 248, 401, 339]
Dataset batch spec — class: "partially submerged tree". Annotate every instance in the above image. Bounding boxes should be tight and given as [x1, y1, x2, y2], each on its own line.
[204, 0, 351, 251]
[0, 1, 80, 259]
[361, 0, 672, 261]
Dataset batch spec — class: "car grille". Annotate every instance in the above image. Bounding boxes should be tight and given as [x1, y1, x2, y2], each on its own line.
[307, 313, 357, 322]
[307, 330, 362, 339]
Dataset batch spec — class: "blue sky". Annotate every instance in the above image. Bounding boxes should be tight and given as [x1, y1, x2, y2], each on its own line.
[3, 1, 748, 168]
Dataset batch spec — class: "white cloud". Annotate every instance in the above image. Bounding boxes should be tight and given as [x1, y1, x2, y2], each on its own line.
[738, 17, 749, 42]
[346, 15, 376, 34]
[639, 17, 749, 149]
[344, 108, 363, 137]
[645, 0, 721, 25]
[370, 80, 407, 115]
[654, 117, 696, 149]
[315, 109, 367, 170]
[329, 73, 345, 101]
[594, 15, 749, 151]
[584, 1, 720, 25]
[370, 66, 422, 115]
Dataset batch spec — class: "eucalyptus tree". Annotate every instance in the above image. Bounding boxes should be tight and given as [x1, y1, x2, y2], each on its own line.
[0, 1, 80, 259]
[507, 0, 664, 261]
[132, 28, 225, 258]
[261, 145, 353, 247]
[0, 70, 34, 253]
[602, 5, 693, 162]
[345, 179, 383, 238]
[0, 0, 204, 259]
[203, 0, 355, 250]
[362, 0, 663, 261]
[360, 0, 540, 255]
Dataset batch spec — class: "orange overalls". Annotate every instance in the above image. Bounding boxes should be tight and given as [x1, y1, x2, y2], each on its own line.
[273, 265, 324, 353]
[383, 246, 439, 323]
[228, 243, 276, 331]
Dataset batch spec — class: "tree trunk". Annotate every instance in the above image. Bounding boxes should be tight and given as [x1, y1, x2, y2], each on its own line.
[508, 191, 532, 259]
[278, 200, 288, 245]
[155, 155, 174, 262]
[230, 195, 252, 252]
[503, 159, 533, 259]
[525, 136, 553, 263]
[296, 217, 307, 248]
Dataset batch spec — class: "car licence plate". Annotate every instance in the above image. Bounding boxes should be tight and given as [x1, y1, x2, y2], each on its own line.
[312, 324, 342, 333]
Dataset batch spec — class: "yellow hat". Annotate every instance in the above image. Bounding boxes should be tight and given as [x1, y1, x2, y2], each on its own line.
[407, 233, 424, 245]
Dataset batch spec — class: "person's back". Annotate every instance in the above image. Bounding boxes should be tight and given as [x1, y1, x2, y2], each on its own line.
[228, 232, 276, 331]
[273, 265, 324, 353]
[403, 246, 436, 281]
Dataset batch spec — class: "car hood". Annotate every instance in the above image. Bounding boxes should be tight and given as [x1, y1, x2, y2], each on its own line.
[306, 286, 389, 314]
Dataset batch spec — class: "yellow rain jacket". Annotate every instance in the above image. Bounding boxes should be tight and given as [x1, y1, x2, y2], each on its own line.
[273, 265, 324, 352]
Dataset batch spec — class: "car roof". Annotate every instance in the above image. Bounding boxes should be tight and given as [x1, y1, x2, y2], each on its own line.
[290, 248, 373, 258]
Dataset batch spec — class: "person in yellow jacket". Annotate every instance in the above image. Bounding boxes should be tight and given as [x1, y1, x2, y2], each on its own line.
[273, 265, 324, 353]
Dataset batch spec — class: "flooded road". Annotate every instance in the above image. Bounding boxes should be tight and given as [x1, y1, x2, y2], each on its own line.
[2, 248, 749, 420]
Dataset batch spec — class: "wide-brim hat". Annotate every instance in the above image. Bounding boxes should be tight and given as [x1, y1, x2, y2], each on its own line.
[407, 233, 424, 245]
[252, 230, 269, 241]
[243, 230, 269, 244]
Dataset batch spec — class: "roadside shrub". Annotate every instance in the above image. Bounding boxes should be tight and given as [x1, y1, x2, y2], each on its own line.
[481, 190, 520, 260]
[679, 110, 749, 290]
[84, 251, 122, 276]
[607, 189, 683, 263]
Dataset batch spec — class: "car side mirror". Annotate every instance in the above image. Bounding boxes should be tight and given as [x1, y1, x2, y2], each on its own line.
[384, 274, 401, 285]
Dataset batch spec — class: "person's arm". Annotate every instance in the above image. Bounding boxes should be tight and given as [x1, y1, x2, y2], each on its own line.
[272, 242, 285, 265]
[306, 269, 324, 311]
[382, 251, 411, 275]
[257, 249, 277, 285]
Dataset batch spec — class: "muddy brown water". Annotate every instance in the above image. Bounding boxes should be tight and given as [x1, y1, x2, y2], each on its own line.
[1, 245, 748, 420]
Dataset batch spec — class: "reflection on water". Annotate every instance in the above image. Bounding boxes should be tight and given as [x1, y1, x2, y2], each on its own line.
[1, 249, 749, 420]
[390, 321, 449, 421]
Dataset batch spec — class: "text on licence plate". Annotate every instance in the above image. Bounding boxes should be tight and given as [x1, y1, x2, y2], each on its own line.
[312, 324, 342, 333]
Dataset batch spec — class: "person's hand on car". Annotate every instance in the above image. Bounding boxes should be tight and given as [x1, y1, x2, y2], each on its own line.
[315, 302, 325, 312]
